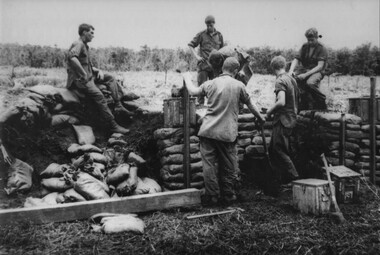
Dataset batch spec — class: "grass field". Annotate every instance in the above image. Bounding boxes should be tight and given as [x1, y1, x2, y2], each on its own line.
[1, 66, 380, 254]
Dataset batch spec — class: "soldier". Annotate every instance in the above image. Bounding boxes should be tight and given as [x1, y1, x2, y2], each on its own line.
[188, 15, 224, 105]
[182, 57, 264, 205]
[288, 27, 328, 110]
[66, 23, 130, 134]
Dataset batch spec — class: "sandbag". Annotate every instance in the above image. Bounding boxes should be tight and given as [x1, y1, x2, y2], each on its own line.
[132, 177, 162, 195]
[56, 193, 66, 204]
[355, 162, 380, 170]
[361, 124, 380, 132]
[251, 136, 271, 146]
[24, 197, 50, 208]
[237, 138, 251, 147]
[238, 130, 257, 139]
[73, 172, 110, 200]
[237, 147, 245, 154]
[116, 166, 138, 196]
[41, 177, 72, 192]
[325, 157, 355, 168]
[51, 114, 80, 126]
[100, 214, 145, 234]
[238, 114, 255, 123]
[163, 181, 204, 190]
[107, 164, 130, 185]
[245, 145, 265, 156]
[238, 122, 256, 131]
[153, 128, 195, 140]
[160, 170, 203, 182]
[67, 143, 102, 154]
[89, 153, 108, 165]
[104, 148, 124, 166]
[160, 152, 202, 165]
[72, 153, 108, 168]
[156, 136, 199, 150]
[361, 139, 380, 148]
[326, 150, 356, 159]
[160, 161, 203, 175]
[108, 137, 127, 147]
[42, 192, 59, 205]
[127, 152, 146, 166]
[314, 112, 362, 125]
[321, 122, 361, 131]
[111, 133, 125, 139]
[5, 159, 34, 195]
[122, 101, 140, 111]
[160, 143, 199, 156]
[359, 148, 370, 155]
[359, 155, 380, 162]
[40, 163, 71, 178]
[63, 188, 87, 202]
[327, 141, 360, 152]
[72, 125, 96, 145]
[122, 91, 140, 101]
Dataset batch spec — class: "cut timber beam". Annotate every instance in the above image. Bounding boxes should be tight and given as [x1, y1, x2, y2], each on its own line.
[0, 188, 201, 225]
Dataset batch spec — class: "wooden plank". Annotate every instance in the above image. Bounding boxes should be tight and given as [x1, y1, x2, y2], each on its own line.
[370, 77, 377, 183]
[183, 79, 191, 188]
[0, 188, 201, 225]
[339, 113, 346, 165]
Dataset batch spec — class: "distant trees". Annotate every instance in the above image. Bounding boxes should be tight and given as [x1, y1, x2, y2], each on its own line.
[0, 43, 379, 76]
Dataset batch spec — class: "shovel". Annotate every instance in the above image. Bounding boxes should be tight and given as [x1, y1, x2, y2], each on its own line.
[321, 153, 346, 224]
[259, 123, 280, 197]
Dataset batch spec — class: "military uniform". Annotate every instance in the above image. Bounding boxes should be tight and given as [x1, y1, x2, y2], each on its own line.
[269, 73, 299, 183]
[198, 74, 250, 199]
[188, 29, 224, 103]
[295, 41, 328, 110]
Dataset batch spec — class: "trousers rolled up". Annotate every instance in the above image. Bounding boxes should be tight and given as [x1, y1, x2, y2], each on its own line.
[73, 79, 115, 123]
[269, 122, 298, 183]
[200, 137, 239, 198]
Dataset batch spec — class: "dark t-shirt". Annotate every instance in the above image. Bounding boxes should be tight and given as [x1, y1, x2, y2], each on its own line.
[273, 73, 299, 128]
[295, 42, 328, 70]
[66, 39, 93, 88]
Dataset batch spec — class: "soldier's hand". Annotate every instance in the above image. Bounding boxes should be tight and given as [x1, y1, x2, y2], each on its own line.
[1, 144, 13, 166]
[97, 70, 104, 81]
[196, 55, 206, 63]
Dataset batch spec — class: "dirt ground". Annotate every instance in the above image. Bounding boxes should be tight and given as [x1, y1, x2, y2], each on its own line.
[1, 67, 380, 254]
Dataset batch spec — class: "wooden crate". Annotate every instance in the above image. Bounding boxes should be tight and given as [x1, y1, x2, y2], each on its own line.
[325, 165, 361, 204]
[163, 98, 196, 128]
[292, 179, 335, 215]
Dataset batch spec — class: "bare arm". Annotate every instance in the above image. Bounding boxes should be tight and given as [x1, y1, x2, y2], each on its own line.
[301, 61, 325, 78]
[267, 91, 286, 117]
[288, 59, 299, 75]
[246, 98, 264, 123]
[189, 46, 204, 63]
[182, 72, 202, 96]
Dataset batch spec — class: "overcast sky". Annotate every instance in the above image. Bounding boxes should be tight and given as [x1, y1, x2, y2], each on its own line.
[0, 0, 379, 50]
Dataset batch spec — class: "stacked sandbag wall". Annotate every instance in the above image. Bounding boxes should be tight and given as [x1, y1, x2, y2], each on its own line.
[154, 128, 204, 190]
[295, 110, 363, 176]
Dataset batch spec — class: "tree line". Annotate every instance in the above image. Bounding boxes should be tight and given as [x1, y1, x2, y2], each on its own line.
[0, 43, 379, 76]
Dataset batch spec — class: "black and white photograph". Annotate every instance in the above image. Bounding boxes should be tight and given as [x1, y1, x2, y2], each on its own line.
[0, 0, 379, 254]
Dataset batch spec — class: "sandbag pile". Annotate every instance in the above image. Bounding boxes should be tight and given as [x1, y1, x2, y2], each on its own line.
[154, 127, 204, 190]
[237, 114, 272, 163]
[121, 91, 141, 113]
[296, 110, 363, 173]
[24, 132, 162, 207]
[355, 124, 380, 181]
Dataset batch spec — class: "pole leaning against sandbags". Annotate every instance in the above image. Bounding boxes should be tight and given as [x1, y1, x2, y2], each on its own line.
[369, 77, 377, 183]
[183, 79, 191, 188]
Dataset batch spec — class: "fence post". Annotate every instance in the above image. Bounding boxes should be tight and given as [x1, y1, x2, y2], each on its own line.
[183, 79, 191, 188]
[369, 77, 377, 183]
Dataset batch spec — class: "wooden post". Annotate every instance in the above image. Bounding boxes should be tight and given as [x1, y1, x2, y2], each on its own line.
[369, 77, 377, 183]
[183, 79, 191, 188]
[339, 113, 346, 165]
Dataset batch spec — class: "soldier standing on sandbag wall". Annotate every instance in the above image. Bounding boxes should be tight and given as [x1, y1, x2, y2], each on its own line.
[188, 15, 224, 106]
[182, 57, 264, 205]
[288, 28, 328, 110]
[66, 23, 130, 134]
[266, 56, 299, 188]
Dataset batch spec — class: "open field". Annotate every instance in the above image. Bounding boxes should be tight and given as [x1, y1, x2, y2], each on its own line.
[1, 66, 380, 254]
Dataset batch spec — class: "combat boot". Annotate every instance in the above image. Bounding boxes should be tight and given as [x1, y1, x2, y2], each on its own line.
[114, 102, 135, 116]
[110, 121, 130, 134]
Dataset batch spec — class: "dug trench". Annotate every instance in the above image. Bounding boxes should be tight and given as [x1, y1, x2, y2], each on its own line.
[0, 103, 164, 209]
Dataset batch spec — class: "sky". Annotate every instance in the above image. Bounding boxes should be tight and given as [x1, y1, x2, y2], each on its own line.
[0, 0, 379, 50]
